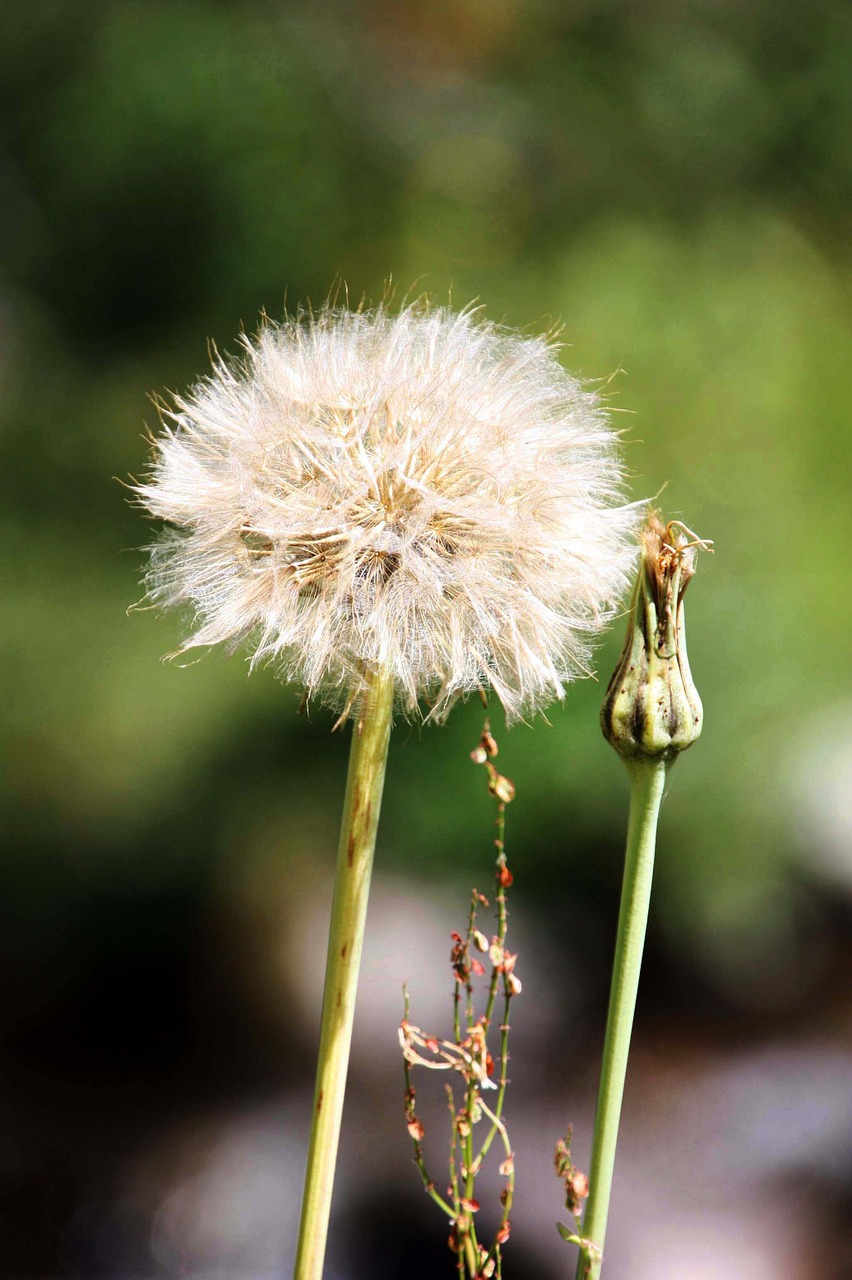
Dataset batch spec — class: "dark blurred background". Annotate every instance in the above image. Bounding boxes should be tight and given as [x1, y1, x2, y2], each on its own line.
[2, 1, 851, 1276]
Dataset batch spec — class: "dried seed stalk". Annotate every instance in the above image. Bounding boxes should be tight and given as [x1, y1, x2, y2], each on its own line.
[400, 723, 520, 1278]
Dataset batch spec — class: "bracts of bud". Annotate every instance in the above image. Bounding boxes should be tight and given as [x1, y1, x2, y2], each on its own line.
[601, 511, 711, 763]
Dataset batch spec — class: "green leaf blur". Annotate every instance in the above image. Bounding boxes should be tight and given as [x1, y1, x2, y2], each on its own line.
[2, 0, 850, 1020]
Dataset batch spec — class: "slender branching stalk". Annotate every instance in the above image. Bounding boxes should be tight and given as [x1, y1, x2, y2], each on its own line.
[401, 721, 518, 1280]
[294, 669, 394, 1280]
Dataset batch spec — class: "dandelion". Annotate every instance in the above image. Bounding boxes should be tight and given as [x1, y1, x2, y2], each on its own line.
[571, 511, 712, 1280]
[134, 299, 638, 1280]
[136, 302, 637, 723]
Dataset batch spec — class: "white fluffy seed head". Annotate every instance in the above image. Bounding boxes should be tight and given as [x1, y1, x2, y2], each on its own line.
[135, 302, 640, 722]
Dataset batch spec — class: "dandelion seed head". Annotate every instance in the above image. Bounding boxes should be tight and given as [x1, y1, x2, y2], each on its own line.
[136, 301, 639, 721]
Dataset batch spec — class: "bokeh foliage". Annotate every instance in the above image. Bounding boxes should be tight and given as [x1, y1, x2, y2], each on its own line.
[2, 0, 851, 1052]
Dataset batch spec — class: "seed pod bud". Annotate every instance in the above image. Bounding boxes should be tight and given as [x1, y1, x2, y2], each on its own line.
[601, 511, 711, 762]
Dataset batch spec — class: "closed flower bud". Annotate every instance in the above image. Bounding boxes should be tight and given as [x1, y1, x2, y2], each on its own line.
[601, 511, 711, 762]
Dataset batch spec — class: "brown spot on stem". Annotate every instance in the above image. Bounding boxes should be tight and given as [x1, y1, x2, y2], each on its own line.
[340, 942, 348, 958]
[364, 799, 372, 825]
[317, 1090, 323, 1114]
[347, 832, 356, 867]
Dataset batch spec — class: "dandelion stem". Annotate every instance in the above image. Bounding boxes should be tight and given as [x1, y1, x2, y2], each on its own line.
[575, 756, 667, 1280]
[293, 669, 394, 1280]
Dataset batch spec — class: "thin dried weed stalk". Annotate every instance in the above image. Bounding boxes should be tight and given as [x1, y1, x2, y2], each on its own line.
[135, 302, 638, 721]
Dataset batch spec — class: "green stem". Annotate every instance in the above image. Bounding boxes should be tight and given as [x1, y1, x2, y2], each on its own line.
[293, 670, 394, 1280]
[575, 757, 668, 1280]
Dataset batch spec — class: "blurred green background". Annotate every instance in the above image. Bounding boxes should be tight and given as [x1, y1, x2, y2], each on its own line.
[2, 1, 851, 1277]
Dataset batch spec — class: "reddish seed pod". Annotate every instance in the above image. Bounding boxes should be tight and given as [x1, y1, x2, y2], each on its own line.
[494, 773, 515, 803]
